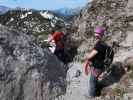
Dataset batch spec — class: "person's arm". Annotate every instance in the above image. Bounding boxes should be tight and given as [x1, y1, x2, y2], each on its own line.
[84, 49, 98, 75]
[84, 49, 98, 61]
[47, 32, 57, 43]
[47, 36, 53, 43]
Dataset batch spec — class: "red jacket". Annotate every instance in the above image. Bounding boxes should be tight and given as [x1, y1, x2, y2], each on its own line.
[52, 31, 64, 48]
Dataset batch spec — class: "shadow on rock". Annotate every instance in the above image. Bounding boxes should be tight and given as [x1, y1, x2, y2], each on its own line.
[96, 62, 126, 96]
[63, 46, 78, 64]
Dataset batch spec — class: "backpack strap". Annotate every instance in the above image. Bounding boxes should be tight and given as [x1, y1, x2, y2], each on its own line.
[104, 45, 114, 70]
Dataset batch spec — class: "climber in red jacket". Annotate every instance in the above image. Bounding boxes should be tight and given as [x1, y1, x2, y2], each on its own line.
[48, 29, 65, 62]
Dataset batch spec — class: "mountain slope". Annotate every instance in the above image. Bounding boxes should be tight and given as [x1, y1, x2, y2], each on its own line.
[0, 9, 66, 42]
[0, 10, 65, 31]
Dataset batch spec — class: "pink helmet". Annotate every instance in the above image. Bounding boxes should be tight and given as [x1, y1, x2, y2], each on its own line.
[94, 26, 105, 36]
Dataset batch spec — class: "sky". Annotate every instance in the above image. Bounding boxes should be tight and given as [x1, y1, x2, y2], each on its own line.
[0, 0, 89, 10]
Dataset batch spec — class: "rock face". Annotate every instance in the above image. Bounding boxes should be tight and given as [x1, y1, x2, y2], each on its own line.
[72, 0, 133, 62]
[61, 0, 133, 100]
[0, 25, 66, 100]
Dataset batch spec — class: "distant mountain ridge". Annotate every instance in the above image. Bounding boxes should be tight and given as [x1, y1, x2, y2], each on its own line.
[0, 5, 81, 16]
[54, 7, 81, 16]
[0, 5, 10, 15]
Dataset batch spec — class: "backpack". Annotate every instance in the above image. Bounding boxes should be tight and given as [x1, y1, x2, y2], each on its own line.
[104, 45, 114, 70]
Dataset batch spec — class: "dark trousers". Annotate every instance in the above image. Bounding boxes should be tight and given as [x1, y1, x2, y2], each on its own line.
[88, 70, 97, 97]
[88, 67, 103, 97]
[54, 48, 65, 62]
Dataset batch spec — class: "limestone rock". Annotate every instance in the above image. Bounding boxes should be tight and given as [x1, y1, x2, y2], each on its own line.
[0, 25, 66, 100]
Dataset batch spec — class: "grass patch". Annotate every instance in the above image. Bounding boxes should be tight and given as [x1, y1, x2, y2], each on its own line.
[38, 33, 49, 40]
